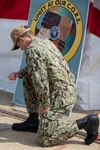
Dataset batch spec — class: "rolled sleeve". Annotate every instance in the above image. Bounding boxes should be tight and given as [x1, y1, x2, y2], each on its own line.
[17, 67, 28, 78]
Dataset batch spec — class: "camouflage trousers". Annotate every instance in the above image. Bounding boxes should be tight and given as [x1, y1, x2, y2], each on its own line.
[23, 77, 39, 113]
[23, 76, 76, 114]
[23, 78, 79, 147]
[37, 111, 79, 147]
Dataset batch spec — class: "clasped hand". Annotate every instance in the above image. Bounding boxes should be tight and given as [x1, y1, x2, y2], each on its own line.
[38, 105, 49, 117]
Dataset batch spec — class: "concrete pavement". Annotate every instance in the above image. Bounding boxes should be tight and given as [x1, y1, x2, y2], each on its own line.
[0, 90, 100, 150]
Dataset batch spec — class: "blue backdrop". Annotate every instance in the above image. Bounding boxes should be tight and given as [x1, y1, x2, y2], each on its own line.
[12, 0, 90, 105]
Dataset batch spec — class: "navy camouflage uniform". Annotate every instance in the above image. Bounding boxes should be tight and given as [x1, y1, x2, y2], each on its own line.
[18, 37, 79, 146]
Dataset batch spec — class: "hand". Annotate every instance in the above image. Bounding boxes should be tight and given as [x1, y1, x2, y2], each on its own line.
[41, 11, 61, 29]
[8, 72, 19, 80]
[38, 105, 49, 117]
[49, 7, 60, 14]
[58, 16, 72, 40]
[37, 27, 50, 39]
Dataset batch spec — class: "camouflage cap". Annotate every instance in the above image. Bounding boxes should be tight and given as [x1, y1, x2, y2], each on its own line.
[10, 25, 31, 50]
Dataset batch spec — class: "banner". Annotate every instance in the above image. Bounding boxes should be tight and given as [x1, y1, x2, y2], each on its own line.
[0, 0, 29, 93]
[87, 0, 100, 37]
[0, 0, 30, 20]
[12, 0, 90, 105]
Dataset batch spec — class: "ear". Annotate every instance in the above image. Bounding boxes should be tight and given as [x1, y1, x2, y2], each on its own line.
[19, 36, 24, 42]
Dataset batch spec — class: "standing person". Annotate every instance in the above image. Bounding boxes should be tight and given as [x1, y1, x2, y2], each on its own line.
[8, 25, 100, 147]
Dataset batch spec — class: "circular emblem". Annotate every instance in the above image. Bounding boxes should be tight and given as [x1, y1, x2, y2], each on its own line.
[30, 0, 82, 62]
[50, 26, 60, 40]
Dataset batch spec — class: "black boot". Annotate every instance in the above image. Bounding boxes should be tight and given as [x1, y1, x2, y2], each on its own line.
[12, 113, 39, 133]
[76, 114, 99, 145]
